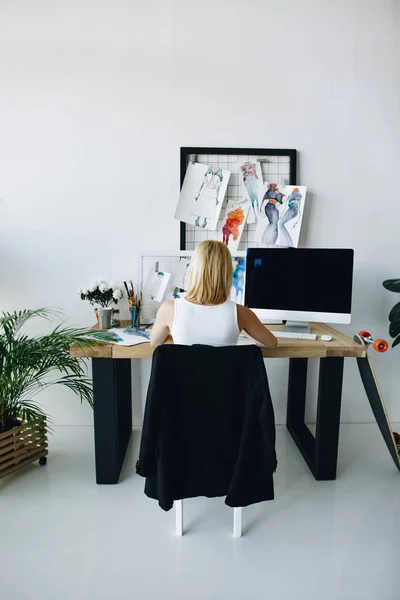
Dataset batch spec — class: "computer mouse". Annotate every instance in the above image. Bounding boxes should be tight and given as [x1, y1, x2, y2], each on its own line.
[321, 335, 332, 342]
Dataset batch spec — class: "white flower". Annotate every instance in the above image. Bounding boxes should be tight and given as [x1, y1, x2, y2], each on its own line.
[99, 282, 110, 293]
[81, 287, 88, 295]
[88, 281, 99, 292]
[77, 286, 83, 295]
[113, 288, 123, 300]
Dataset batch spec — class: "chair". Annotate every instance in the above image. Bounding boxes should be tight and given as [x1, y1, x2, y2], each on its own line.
[174, 499, 242, 538]
[136, 344, 276, 538]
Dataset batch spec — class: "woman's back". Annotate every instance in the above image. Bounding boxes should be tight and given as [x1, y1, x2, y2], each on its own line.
[171, 298, 239, 346]
[150, 240, 277, 350]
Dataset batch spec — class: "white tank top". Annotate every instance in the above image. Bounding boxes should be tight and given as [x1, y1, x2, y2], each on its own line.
[171, 298, 240, 346]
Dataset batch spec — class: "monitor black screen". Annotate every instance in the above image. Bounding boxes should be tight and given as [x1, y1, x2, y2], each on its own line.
[245, 248, 354, 315]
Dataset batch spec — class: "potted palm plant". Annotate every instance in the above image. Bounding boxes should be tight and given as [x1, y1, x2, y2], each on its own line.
[0, 308, 98, 479]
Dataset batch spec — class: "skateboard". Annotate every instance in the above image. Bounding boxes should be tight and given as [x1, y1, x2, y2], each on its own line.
[354, 331, 400, 470]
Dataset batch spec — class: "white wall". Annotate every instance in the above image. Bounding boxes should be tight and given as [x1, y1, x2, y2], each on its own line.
[1, 0, 400, 426]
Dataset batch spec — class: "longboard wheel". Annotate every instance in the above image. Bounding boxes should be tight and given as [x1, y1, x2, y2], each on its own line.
[359, 330, 371, 339]
[373, 339, 388, 353]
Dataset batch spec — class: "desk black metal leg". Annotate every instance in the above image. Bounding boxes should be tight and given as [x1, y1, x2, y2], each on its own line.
[92, 358, 132, 484]
[286, 359, 316, 473]
[286, 357, 344, 480]
[314, 357, 344, 480]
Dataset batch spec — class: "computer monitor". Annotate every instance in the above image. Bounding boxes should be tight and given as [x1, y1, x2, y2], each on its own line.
[245, 248, 354, 325]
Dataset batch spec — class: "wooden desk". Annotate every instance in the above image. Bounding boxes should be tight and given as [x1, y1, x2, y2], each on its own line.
[71, 323, 365, 485]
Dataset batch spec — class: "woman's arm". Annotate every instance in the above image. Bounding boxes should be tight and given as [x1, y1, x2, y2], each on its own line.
[237, 305, 278, 348]
[150, 301, 174, 348]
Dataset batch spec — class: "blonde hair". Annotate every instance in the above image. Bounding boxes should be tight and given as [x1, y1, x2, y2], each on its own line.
[185, 240, 233, 305]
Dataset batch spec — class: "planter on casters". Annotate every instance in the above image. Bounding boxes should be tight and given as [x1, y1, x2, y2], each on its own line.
[0, 418, 48, 480]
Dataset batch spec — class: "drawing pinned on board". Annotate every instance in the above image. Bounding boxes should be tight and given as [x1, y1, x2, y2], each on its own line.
[255, 183, 287, 245]
[240, 162, 263, 223]
[173, 257, 191, 291]
[221, 200, 250, 251]
[174, 162, 231, 230]
[143, 271, 171, 303]
[230, 257, 246, 305]
[277, 186, 307, 248]
[255, 184, 307, 247]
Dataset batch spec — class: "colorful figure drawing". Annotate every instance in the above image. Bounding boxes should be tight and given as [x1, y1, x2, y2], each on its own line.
[262, 184, 286, 245]
[232, 257, 246, 304]
[222, 206, 246, 246]
[278, 187, 302, 247]
[194, 167, 224, 228]
[241, 163, 259, 220]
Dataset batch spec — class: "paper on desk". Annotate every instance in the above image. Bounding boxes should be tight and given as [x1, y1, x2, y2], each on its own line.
[104, 328, 151, 346]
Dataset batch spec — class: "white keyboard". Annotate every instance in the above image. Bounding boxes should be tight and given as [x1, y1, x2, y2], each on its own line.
[273, 331, 317, 340]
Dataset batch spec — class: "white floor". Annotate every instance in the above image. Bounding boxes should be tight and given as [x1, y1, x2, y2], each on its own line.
[1, 424, 399, 600]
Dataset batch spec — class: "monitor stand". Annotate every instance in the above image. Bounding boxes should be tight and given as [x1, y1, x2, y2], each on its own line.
[284, 320, 311, 334]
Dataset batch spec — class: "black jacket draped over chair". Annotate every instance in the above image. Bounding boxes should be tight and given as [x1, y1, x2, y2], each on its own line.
[136, 344, 277, 511]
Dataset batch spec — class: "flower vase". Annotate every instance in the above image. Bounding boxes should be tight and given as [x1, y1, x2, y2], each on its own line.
[97, 307, 113, 329]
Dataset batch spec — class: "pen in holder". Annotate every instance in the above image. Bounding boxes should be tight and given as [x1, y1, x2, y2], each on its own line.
[130, 305, 136, 328]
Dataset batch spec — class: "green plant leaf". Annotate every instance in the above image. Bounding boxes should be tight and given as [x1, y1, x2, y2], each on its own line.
[393, 334, 400, 348]
[0, 308, 100, 433]
[383, 279, 400, 293]
[389, 301, 400, 323]
[389, 319, 400, 338]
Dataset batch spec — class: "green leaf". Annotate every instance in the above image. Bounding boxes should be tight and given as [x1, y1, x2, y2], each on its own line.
[0, 308, 99, 432]
[389, 301, 400, 322]
[389, 319, 400, 338]
[383, 279, 400, 293]
[393, 334, 400, 348]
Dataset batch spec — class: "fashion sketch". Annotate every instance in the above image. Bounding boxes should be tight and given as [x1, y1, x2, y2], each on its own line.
[240, 163, 261, 221]
[231, 257, 246, 304]
[276, 186, 307, 247]
[193, 167, 224, 228]
[150, 272, 165, 300]
[278, 188, 302, 247]
[221, 201, 249, 251]
[261, 184, 286, 245]
[174, 162, 231, 231]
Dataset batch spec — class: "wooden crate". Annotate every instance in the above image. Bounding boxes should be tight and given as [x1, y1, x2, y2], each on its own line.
[0, 419, 48, 480]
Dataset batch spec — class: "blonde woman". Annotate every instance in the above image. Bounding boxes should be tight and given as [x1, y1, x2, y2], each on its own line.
[150, 240, 277, 349]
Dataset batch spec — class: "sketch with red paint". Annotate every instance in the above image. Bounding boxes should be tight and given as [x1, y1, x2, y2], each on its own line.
[220, 200, 250, 251]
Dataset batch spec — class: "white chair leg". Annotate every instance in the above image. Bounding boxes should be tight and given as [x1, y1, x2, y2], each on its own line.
[175, 500, 183, 536]
[233, 507, 242, 538]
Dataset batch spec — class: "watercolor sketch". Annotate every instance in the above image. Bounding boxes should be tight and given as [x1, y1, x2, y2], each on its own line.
[221, 200, 250, 251]
[240, 161, 263, 223]
[255, 183, 287, 245]
[255, 184, 307, 247]
[173, 257, 191, 291]
[230, 257, 246, 305]
[143, 270, 171, 304]
[151, 271, 171, 302]
[174, 162, 230, 230]
[89, 330, 123, 342]
[277, 186, 307, 247]
[123, 327, 151, 340]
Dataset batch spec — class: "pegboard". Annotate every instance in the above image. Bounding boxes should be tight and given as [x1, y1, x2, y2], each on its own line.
[180, 147, 297, 251]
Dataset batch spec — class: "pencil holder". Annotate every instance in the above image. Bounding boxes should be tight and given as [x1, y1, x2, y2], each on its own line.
[129, 306, 137, 328]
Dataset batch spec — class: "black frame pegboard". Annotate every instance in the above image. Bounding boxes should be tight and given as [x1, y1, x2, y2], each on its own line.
[179, 147, 297, 251]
